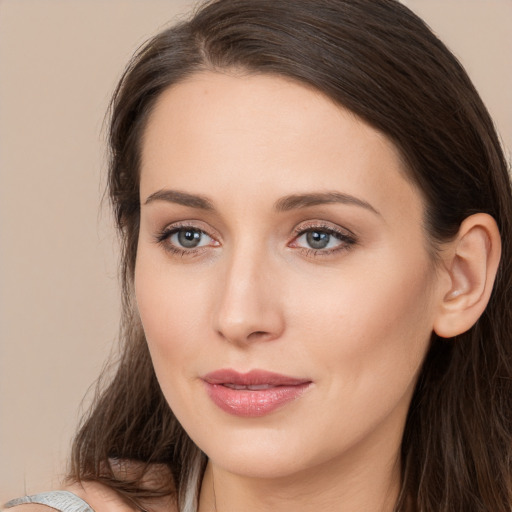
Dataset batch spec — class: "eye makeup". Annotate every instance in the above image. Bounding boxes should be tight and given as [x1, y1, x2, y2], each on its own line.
[153, 218, 358, 260]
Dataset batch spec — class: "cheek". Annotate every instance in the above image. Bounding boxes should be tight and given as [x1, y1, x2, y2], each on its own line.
[294, 254, 436, 397]
[134, 254, 212, 377]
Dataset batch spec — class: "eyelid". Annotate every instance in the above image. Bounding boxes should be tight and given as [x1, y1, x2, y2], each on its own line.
[154, 220, 221, 255]
[152, 219, 357, 258]
[289, 220, 358, 255]
[156, 220, 221, 240]
[291, 220, 356, 239]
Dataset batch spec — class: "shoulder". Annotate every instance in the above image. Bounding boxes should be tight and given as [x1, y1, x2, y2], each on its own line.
[70, 479, 178, 512]
[3, 482, 136, 512]
[67, 481, 140, 511]
[4, 461, 177, 512]
[4, 480, 177, 512]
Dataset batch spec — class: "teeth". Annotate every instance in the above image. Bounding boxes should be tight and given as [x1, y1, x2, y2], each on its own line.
[224, 384, 274, 390]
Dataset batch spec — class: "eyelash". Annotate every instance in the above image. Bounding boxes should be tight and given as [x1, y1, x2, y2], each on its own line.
[155, 223, 218, 257]
[290, 222, 357, 257]
[154, 222, 357, 258]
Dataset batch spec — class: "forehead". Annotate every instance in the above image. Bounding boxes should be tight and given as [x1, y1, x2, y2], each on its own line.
[139, 71, 422, 223]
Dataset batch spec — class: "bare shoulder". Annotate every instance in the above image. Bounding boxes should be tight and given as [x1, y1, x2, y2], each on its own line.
[3, 482, 137, 512]
[68, 479, 178, 512]
[4, 480, 177, 512]
[67, 481, 140, 511]
[4, 462, 177, 512]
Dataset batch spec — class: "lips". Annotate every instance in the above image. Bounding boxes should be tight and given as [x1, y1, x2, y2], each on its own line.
[202, 369, 312, 417]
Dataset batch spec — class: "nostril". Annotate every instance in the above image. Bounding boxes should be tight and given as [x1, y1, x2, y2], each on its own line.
[247, 330, 272, 341]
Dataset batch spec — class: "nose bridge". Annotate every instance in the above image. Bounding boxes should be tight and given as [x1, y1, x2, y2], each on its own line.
[214, 237, 284, 345]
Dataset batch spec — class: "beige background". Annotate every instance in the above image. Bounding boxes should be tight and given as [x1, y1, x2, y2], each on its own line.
[0, 0, 511, 503]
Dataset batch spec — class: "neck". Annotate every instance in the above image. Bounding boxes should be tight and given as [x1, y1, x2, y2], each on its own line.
[198, 442, 401, 512]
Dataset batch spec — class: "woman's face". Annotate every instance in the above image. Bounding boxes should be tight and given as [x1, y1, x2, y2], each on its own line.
[135, 72, 443, 480]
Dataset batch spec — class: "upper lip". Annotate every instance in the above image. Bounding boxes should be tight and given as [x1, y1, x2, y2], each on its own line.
[202, 369, 311, 387]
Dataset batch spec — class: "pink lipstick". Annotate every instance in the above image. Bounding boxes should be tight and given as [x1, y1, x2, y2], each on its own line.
[202, 369, 312, 417]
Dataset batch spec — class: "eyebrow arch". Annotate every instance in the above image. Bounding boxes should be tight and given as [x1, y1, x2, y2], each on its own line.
[144, 189, 215, 210]
[274, 191, 380, 215]
[144, 189, 379, 216]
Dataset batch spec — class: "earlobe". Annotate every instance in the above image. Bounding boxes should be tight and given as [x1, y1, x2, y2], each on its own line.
[433, 213, 501, 338]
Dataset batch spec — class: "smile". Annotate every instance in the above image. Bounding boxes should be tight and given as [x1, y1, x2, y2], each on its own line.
[202, 369, 312, 417]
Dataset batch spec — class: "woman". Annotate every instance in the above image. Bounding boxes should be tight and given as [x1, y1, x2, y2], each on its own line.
[6, 0, 511, 511]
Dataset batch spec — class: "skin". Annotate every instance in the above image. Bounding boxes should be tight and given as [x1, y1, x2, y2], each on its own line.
[134, 71, 445, 512]
[7, 73, 501, 512]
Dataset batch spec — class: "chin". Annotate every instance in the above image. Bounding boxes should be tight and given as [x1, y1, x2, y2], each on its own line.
[189, 423, 334, 480]
[209, 445, 310, 480]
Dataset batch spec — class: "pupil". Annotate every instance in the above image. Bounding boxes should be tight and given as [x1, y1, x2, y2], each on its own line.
[178, 229, 201, 248]
[306, 231, 330, 249]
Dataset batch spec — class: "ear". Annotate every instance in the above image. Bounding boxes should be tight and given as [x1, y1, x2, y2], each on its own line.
[433, 213, 501, 338]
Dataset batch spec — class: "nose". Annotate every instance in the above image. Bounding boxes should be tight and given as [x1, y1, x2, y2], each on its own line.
[213, 245, 285, 346]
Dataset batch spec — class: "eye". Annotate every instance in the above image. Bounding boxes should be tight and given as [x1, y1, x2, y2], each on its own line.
[300, 231, 337, 250]
[155, 224, 220, 255]
[290, 224, 357, 255]
[170, 228, 212, 249]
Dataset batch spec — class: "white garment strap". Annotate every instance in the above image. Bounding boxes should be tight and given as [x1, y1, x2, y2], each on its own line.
[4, 491, 94, 512]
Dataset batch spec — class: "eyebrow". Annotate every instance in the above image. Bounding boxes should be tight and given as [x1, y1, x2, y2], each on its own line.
[144, 189, 379, 216]
[274, 191, 380, 215]
[144, 189, 215, 210]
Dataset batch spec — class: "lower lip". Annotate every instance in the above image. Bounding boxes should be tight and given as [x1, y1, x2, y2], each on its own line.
[204, 382, 311, 417]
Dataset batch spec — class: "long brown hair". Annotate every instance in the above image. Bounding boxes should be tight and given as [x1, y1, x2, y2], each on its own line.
[70, 1, 512, 510]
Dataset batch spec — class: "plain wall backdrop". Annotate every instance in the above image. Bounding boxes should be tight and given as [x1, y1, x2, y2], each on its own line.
[0, 0, 511, 502]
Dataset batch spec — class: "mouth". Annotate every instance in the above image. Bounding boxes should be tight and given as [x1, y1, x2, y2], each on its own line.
[202, 369, 312, 417]
[222, 383, 276, 390]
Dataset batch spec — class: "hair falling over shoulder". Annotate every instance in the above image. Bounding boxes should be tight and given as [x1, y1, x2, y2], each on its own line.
[69, 1, 512, 510]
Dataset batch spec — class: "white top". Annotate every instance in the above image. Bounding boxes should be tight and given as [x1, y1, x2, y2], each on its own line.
[4, 491, 94, 512]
